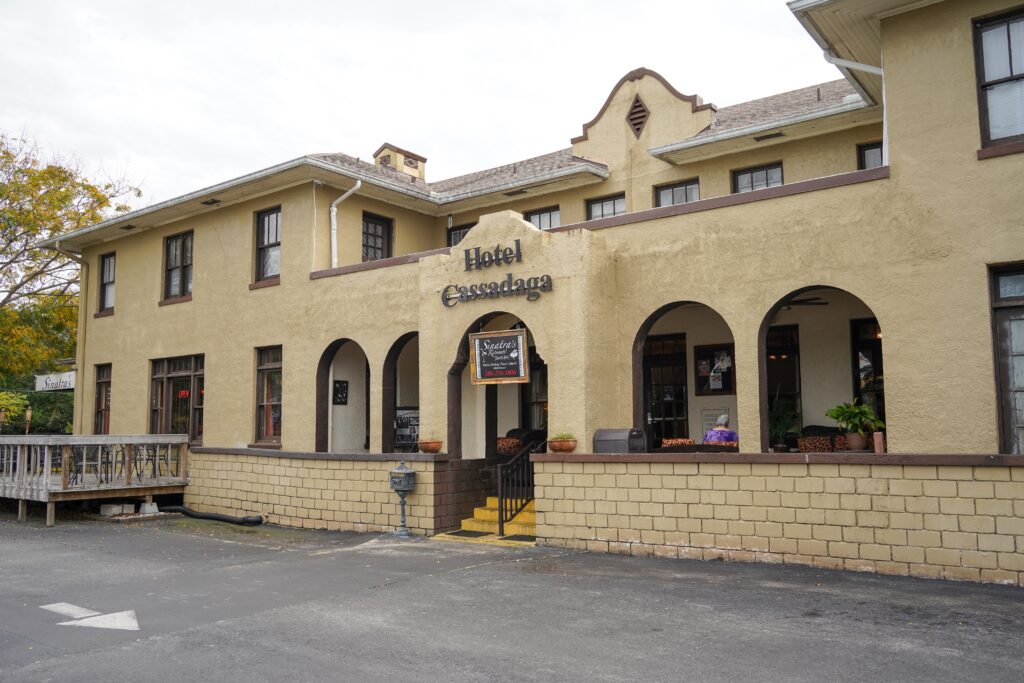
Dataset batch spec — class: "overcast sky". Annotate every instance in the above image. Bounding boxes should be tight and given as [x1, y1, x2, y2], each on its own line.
[0, 0, 841, 207]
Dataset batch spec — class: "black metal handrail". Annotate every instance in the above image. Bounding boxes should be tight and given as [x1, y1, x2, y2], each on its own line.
[497, 438, 540, 536]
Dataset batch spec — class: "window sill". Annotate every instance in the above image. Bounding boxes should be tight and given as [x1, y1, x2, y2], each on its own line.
[159, 294, 193, 306]
[248, 441, 281, 450]
[94, 309, 114, 318]
[249, 276, 280, 290]
[978, 140, 1024, 160]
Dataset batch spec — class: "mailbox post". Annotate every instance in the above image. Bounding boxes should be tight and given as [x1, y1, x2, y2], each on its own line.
[389, 461, 417, 537]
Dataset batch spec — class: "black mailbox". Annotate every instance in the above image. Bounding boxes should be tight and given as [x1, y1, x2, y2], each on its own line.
[593, 428, 647, 454]
[390, 462, 416, 493]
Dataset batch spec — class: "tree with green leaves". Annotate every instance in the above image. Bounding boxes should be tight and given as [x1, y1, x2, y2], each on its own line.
[0, 133, 139, 310]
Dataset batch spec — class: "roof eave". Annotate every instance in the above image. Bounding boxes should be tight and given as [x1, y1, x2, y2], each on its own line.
[435, 162, 610, 207]
[649, 99, 877, 163]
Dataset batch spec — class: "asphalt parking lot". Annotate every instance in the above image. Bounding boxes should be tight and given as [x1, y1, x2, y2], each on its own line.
[1, 505, 1023, 682]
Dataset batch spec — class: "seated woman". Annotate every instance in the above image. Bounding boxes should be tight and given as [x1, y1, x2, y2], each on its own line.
[703, 414, 738, 445]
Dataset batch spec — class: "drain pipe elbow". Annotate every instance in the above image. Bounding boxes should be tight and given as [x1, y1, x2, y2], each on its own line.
[330, 180, 362, 269]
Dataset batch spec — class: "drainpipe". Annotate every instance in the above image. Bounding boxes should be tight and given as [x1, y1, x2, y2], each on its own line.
[330, 180, 362, 269]
[823, 50, 888, 165]
[56, 240, 87, 433]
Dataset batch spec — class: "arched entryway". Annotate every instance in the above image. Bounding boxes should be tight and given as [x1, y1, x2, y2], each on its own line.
[446, 312, 546, 460]
[315, 339, 370, 453]
[632, 302, 737, 449]
[757, 286, 885, 452]
[381, 332, 419, 453]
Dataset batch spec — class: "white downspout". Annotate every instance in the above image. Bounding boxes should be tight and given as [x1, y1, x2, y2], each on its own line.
[823, 50, 887, 165]
[330, 180, 362, 269]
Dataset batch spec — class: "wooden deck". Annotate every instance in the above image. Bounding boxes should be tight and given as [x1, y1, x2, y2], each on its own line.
[0, 435, 188, 525]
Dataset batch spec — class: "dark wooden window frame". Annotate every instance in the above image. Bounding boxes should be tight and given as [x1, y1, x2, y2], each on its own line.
[150, 354, 204, 444]
[362, 212, 394, 262]
[255, 346, 283, 445]
[990, 263, 1024, 453]
[849, 318, 885, 425]
[731, 162, 784, 194]
[447, 223, 474, 247]
[98, 253, 115, 314]
[857, 142, 884, 170]
[586, 193, 626, 221]
[973, 7, 1024, 150]
[654, 179, 700, 208]
[524, 206, 561, 230]
[642, 333, 690, 445]
[94, 364, 112, 435]
[255, 207, 282, 282]
[163, 231, 194, 302]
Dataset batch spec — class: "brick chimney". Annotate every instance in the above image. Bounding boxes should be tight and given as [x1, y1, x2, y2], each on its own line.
[373, 143, 427, 180]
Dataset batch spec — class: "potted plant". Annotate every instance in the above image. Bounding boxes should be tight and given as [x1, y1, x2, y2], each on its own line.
[768, 396, 801, 452]
[417, 437, 443, 453]
[824, 400, 884, 451]
[548, 432, 577, 453]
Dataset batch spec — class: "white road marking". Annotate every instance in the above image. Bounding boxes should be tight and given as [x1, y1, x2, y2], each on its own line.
[58, 610, 139, 631]
[39, 603, 101, 619]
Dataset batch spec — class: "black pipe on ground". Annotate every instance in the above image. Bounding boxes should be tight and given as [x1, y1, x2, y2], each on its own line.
[162, 505, 263, 526]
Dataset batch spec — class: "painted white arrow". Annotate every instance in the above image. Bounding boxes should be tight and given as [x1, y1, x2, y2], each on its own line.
[57, 610, 139, 631]
[40, 602, 101, 619]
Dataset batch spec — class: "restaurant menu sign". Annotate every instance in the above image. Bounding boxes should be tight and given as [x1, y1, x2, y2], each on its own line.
[469, 329, 530, 385]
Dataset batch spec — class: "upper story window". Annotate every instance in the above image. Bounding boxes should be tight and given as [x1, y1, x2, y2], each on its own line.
[524, 206, 560, 230]
[94, 364, 111, 435]
[362, 212, 393, 262]
[164, 231, 193, 300]
[732, 163, 783, 194]
[256, 346, 282, 444]
[255, 208, 281, 281]
[654, 180, 700, 207]
[98, 253, 115, 312]
[447, 223, 474, 247]
[975, 10, 1024, 146]
[857, 142, 883, 170]
[587, 194, 626, 220]
[150, 354, 204, 443]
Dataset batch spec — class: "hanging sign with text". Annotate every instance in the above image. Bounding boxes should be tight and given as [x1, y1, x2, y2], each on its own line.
[469, 329, 530, 385]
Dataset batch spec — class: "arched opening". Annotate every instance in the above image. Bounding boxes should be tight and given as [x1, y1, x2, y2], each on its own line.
[758, 286, 885, 452]
[381, 332, 419, 453]
[315, 339, 370, 453]
[447, 312, 546, 459]
[632, 302, 737, 450]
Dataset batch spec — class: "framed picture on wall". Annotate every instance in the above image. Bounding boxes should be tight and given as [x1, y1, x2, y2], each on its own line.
[694, 344, 735, 396]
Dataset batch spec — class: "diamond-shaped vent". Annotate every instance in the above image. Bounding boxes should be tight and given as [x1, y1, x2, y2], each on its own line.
[626, 95, 649, 137]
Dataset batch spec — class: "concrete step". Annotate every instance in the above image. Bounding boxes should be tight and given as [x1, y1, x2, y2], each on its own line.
[470, 507, 537, 524]
[460, 517, 536, 537]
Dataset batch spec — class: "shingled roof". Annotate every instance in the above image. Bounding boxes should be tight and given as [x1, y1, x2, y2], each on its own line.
[694, 79, 860, 138]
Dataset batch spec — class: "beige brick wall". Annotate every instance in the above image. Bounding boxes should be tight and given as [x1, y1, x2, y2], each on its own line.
[534, 461, 1024, 586]
[184, 452, 438, 534]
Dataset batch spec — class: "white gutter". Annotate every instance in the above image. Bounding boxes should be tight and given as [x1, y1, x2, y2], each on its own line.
[823, 50, 888, 165]
[329, 180, 361, 269]
[649, 98, 871, 159]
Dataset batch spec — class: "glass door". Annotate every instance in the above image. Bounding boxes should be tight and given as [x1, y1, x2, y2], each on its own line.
[995, 308, 1024, 454]
[643, 335, 688, 448]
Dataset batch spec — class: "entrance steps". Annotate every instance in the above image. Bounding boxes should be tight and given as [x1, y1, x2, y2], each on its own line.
[431, 498, 536, 547]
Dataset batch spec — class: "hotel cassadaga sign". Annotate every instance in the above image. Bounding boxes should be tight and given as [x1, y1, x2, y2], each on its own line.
[469, 329, 530, 385]
[441, 239, 553, 307]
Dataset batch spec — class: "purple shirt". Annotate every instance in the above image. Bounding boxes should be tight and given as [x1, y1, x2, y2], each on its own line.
[703, 428, 738, 444]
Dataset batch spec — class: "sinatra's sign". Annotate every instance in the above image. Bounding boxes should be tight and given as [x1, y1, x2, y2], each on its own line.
[441, 239, 553, 308]
[469, 329, 529, 384]
[34, 371, 76, 392]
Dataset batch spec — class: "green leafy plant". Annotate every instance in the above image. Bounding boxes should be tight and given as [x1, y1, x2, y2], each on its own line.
[768, 397, 802, 445]
[825, 399, 885, 437]
[550, 432, 576, 441]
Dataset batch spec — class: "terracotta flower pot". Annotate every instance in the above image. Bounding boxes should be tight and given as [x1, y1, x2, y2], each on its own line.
[548, 439, 577, 453]
[844, 432, 869, 451]
[418, 440, 442, 453]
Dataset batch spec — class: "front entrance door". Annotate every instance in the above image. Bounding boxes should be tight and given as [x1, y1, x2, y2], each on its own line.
[643, 334, 688, 448]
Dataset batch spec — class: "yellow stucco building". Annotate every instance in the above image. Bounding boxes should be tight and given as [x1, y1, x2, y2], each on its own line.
[35, 0, 1024, 583]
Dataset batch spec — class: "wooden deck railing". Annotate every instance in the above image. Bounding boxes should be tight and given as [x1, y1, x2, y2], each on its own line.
[0, 435, 189, 503]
